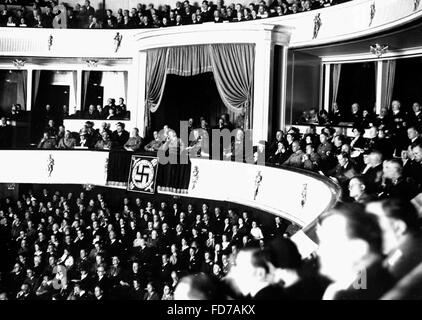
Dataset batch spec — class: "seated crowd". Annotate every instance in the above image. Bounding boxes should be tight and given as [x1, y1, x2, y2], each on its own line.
[0, 188, 422, 300]
[37, 120, 143, 152]
[0, 0, 349, 29]
[35, 111, 245, 158]
[0, 99, 422, 299]
[73, 98, 130, 120]
[0, 187, 300, 300]
[270, 100, 422, 203]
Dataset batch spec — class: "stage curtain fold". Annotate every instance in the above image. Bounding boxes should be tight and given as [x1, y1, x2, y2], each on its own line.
[381, 60, 396, 109]
[166, 45, 213, 76]
[82, 70, 91, 110]
[32, 70, 41, 107]
[144, 44, 255, 129]
[209, 43, 255, 129]
[331, 64, 341, 108]
[145, 48, 168, 113]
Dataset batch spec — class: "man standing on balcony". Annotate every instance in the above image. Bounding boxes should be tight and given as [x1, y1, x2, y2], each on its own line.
[83, 0, 96, 17]
[111, 122, 129, 150]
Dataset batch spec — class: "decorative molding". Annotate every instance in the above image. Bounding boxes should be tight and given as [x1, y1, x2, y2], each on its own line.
[415, 0, 421, 11]
[254, 170, 263, 200]
[313, 13, 322, 39]
[85, 59, 99, 68]
[370, 43, 389, 57]
[48, 34, 53, 51]
[301, 183, 308, 208]
[47, 154, 55, 177]
[12, 59, 25, 69]
[369, 2, 376, 26]
[114, 32, 123, 53]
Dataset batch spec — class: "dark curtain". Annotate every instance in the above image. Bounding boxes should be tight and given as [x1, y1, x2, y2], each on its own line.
[151, 73, 227, 134]
[392, 57, 422, 113]
[144, 43, 255, 130]
[32, 70, 41, 108]
[209, 43, 255, 129]
[107, 150, 133, 186]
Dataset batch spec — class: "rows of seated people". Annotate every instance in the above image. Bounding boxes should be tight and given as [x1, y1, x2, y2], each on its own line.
[266, 100, 422, 201]
[37, 120, 143, 151]
[35, 112, 244, 157]
[0, 185, 421, 300]
[0, 187, 299, 300]
[0, 0, 349, 28]
[297, 100, 422, 130]
[36, 98, 129, 121]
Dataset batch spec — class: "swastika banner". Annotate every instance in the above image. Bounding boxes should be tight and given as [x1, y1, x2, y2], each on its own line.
[127, 155, 159, 194]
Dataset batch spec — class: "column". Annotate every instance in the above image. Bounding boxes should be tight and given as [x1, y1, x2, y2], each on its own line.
[279, 45, 289, 131]
[136, 51, 147, 138]
[323, 64, 331, 111]
[74, 69, 83, 115]
[375, 60, 383, 114]
[26, 67, 33, 111]
[252, 26, 275, 145]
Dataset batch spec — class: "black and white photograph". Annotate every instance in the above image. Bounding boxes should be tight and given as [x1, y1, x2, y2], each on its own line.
[0, 0, 421, 312]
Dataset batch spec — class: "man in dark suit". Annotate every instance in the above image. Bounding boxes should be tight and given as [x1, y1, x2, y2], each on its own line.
[111, 122, 130, 149]
[228, 247, 285, 300]
[160, 254, 173, 284]
[365, 126, 391, 158]
[318, 203, 396, 300]
[188, 247, 200, 273]
[366, 199, 422, 281]
[362, 150, 384, 194]
[84, 104, 100, 119]
[379, 159, 419, 201]
[93, 265, 110, 294]
[407, 126, 422, 149]
[78, 130, 93, 148]
[83, 0, 96, 17]
[0, 116, 13, 149]
[408, 102, 422, 130]
[317, 132, 334, 170]
[390, 100, 408, 157]
[327, 152, 359, 190]
[107, 231, 123, 260]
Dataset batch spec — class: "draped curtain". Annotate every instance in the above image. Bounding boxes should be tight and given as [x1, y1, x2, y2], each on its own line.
[331, 64, 341, 109]
[381, 60, 396, 110]
[144, 43, 255, 130]
[209, 43, 254, 129]
[15, 71, 26, 110]
[82, 71, 91, 110]
[32, 70, 41, 108]
[166, 45, 213, 76]
[145, 48, 168, 114]
[71, 71, 78, 115]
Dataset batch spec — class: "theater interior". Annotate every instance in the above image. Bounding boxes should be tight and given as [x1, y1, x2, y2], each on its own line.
[0, 0, 422, 301]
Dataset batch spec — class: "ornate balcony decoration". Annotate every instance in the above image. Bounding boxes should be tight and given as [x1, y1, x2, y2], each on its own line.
[369, 2, 376, 26]
[12, 59, 26, 69]
[370, 43, 389, 57]
[85, 59, 99, 68]
[114, 32, 123, 53]
[313, 13, 322, 39]
[415, 0, 421, 11]
[48, 34, 53, 51]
